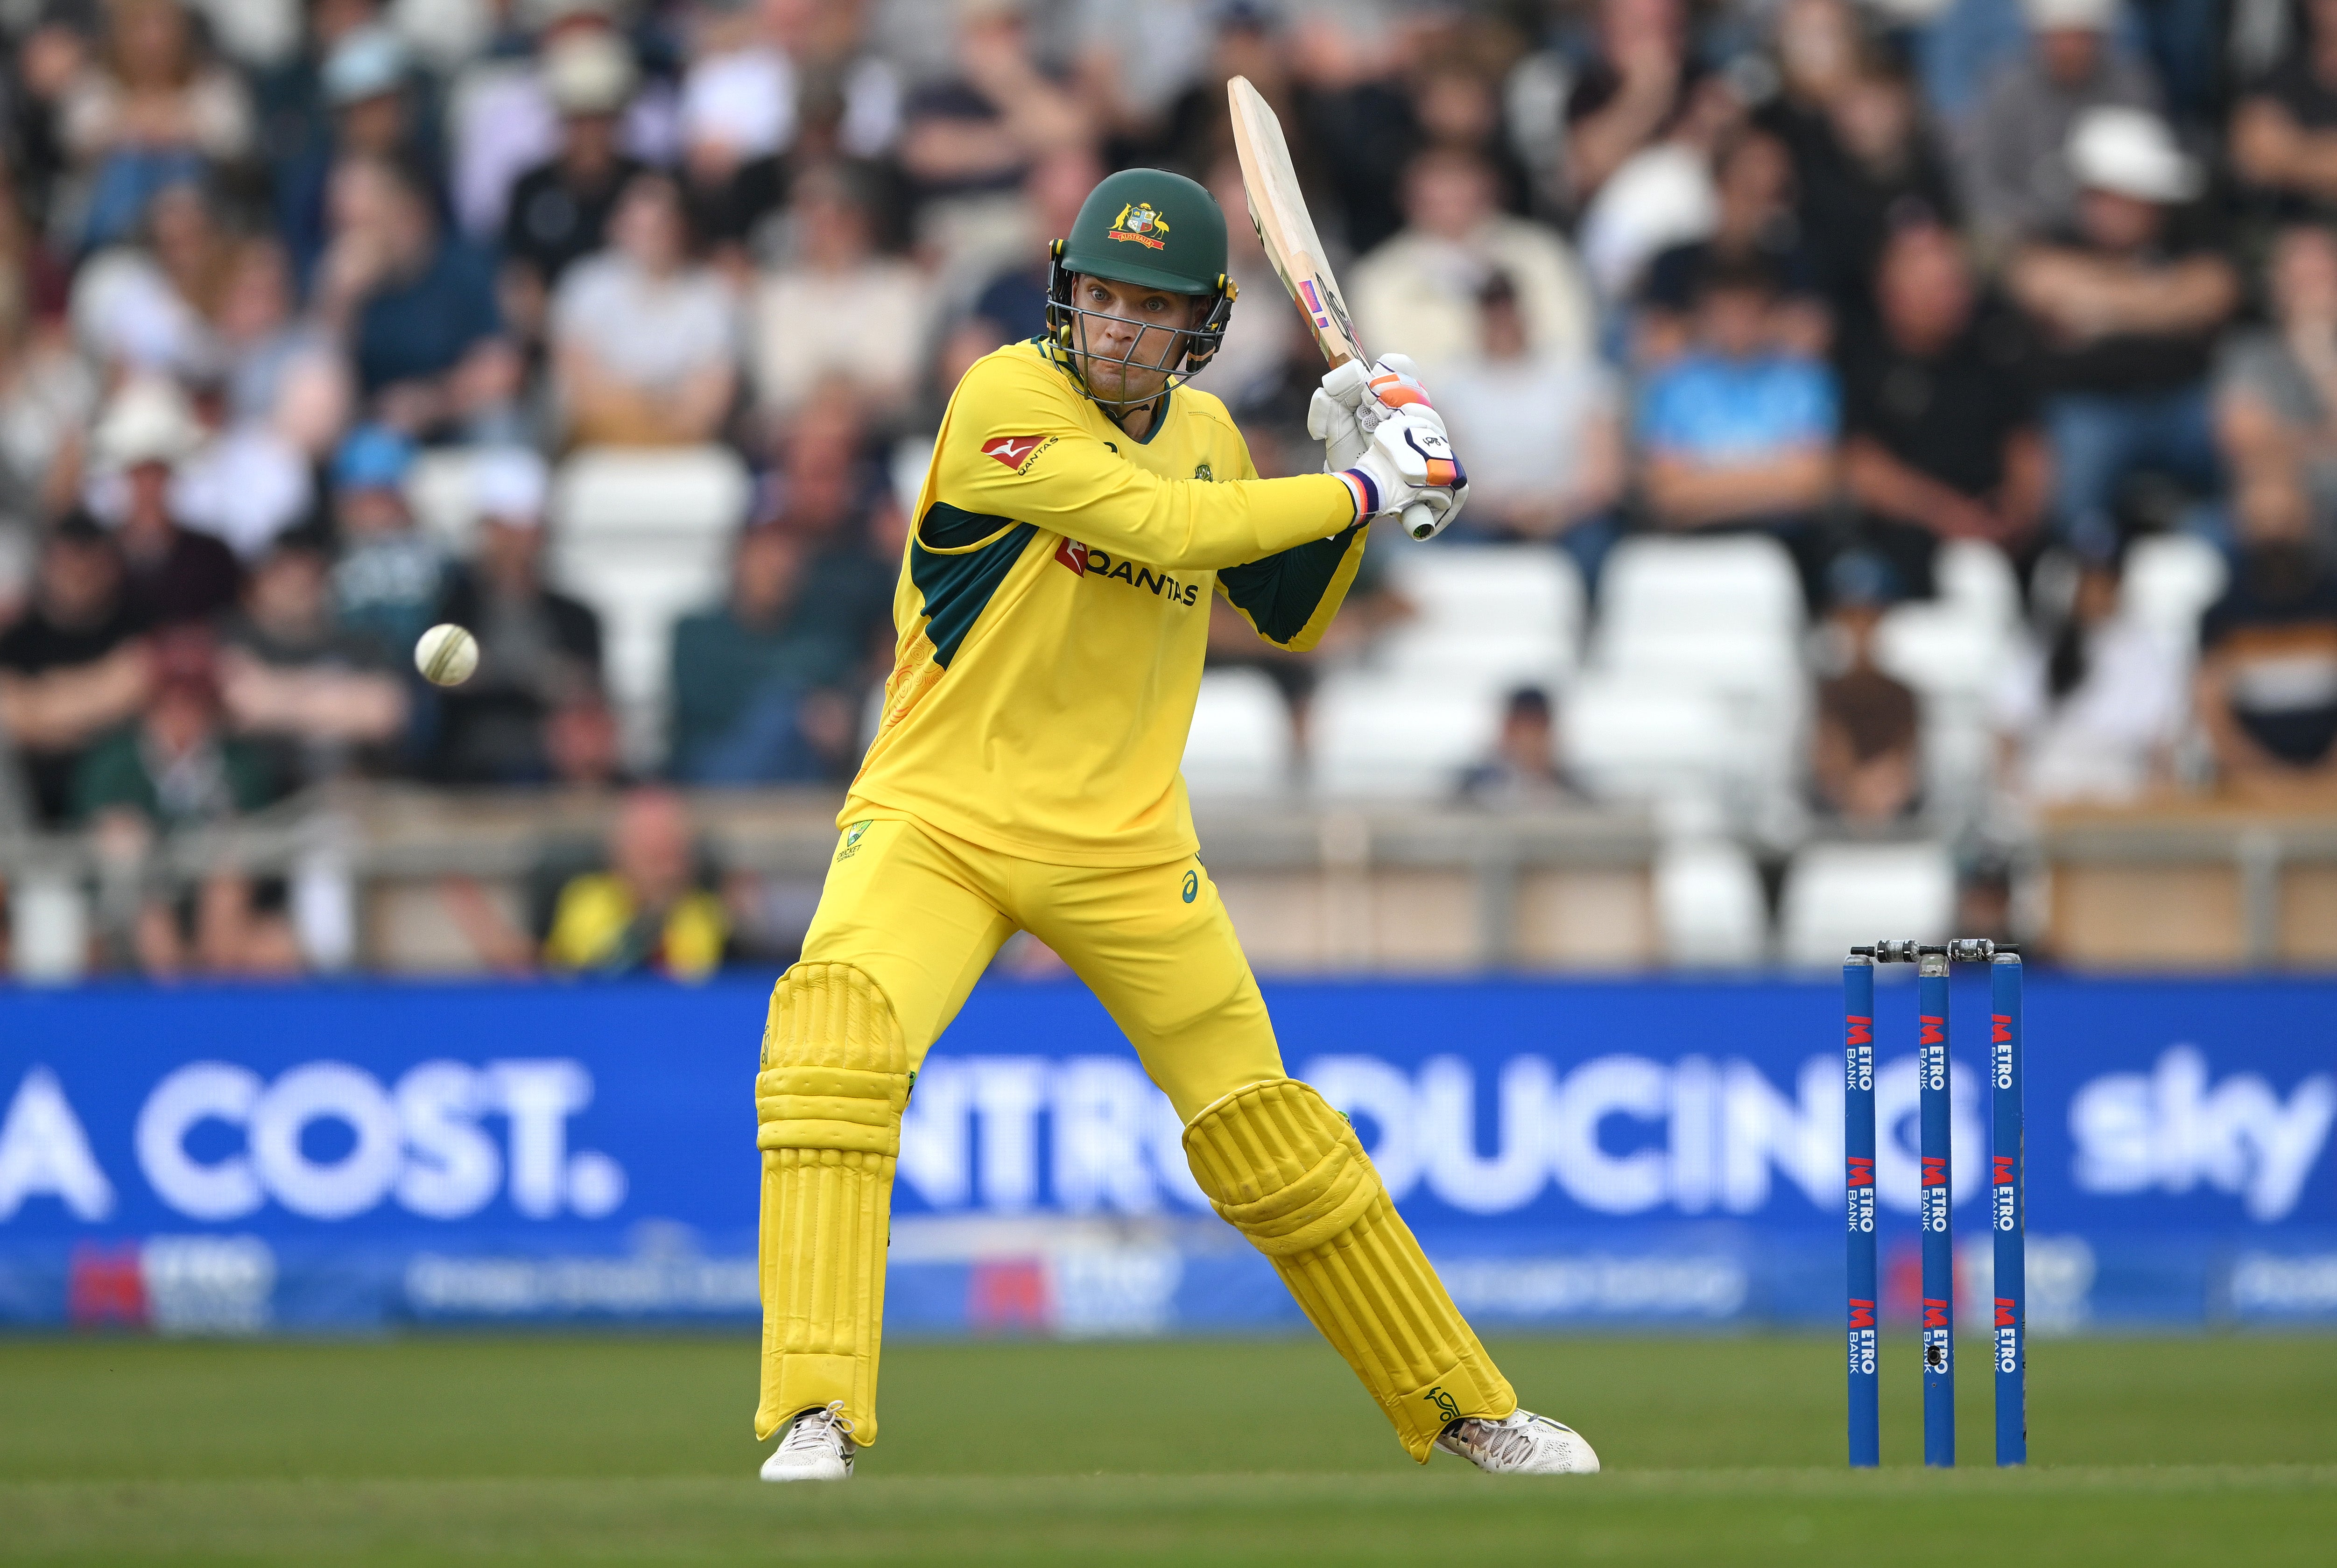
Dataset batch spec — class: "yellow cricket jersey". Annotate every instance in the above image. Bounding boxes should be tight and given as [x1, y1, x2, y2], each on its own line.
[843, 338, 1371, 867]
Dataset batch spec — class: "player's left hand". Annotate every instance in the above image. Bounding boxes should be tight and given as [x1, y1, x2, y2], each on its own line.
[1337, 405, 1469, 539]
[1310, 355, 1436, 474]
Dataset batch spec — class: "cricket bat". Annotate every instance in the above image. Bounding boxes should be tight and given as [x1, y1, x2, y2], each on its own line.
[1226, 74, 1438, 541]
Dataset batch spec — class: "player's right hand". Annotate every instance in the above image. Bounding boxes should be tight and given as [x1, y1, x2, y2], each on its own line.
[1336, 406, 1468, 539]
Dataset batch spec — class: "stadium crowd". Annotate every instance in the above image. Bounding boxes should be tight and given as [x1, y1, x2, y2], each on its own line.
[2, 0, 2337, 977]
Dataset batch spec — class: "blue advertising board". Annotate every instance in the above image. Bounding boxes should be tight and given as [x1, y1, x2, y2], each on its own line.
[1, 971, 2331, 1335]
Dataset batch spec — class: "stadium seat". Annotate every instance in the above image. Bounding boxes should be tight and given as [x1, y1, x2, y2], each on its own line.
[1775, 841, 1956, 968]
[1935, 539, 2022, 629]
[1596, 534, 1805, 640]
[1311, 673, 1502, 800]
[1654, 838, 1769, 967]
[1376, 547, 1582, 691]
[1560, 675, 1742, 806]
[1183, 669, 1296, 798]
[405, 448, 483, 555]
[1872, 600, 2016, 825]
[548, 447, 750, 765]
[2123, 534, 2228, 661]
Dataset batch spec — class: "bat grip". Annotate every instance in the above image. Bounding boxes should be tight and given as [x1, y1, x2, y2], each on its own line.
[1402, 501, 1436, 541]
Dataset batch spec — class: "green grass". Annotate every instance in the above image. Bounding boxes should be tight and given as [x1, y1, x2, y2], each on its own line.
[2, 1333, 2332, 1564]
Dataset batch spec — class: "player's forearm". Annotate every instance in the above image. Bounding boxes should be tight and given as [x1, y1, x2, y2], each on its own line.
[1029, 470, 1358, 571]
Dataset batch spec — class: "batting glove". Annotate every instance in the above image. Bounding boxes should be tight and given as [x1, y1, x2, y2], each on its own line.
[1335, 405, 1469, 540]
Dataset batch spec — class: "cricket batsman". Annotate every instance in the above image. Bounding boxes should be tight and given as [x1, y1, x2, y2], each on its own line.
[753, 168, 1600, 1481]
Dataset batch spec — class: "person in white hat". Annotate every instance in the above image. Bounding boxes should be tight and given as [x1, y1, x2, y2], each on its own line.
[1960, 0, 2164, 252]
[2006, 106, 2239, 559]
[89, 375, 244, 628]
[500, 30, 645, 345]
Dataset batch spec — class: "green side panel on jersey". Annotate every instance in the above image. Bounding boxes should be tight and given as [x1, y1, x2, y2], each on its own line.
[1217, 522, 1366, 646]
[911, 503, 1037, 668]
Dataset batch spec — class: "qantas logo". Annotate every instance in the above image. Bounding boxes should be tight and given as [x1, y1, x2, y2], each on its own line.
[1054, 538, 1088, 575]
[1056, 544, 1201, 607]
[981, 434, 1051, 472]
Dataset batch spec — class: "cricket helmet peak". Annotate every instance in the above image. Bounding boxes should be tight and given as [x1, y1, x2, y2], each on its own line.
[1046, 168, 1238, 409]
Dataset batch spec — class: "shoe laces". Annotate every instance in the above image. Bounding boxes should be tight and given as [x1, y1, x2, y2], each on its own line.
[781, 1400, 856, 1454]
[1449, 1413, 1538, 1469]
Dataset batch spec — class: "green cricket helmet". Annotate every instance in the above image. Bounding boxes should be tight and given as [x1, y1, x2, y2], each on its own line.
[1045, 167, 1238, 410]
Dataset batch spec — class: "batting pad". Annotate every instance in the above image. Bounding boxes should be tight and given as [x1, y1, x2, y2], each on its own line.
[753, 962, 911, 1445]
[1184, 1079, 1516, 1460]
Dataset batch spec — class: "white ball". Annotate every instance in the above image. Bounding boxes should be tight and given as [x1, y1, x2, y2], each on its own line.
[415, 623, 479, 687]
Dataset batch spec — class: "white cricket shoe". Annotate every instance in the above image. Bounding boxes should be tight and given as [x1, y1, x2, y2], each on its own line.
[759, 1400, 857, 1482]
[1436, 1409, 1600, 1475]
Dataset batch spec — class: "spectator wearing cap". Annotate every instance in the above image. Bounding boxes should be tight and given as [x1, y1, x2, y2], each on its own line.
[90, 376, 243, 627]
[217, 527, 408, 792]
[2217, 224, 2337, 545]
[429, 449, 605, 782]
[752, 164, 929, 421]
[1957, 0, 2161, 255]
[314, 156, 520, 438]
[57, 0, 255, 250]
[553, 171, 739, 447]
[1840, 222, 2047, 588]
[1428, 272, 1625, 586]
[1350, 147, 1597, 368]
[328, 424, 446, 664]
[1457, 687, 1583, 808]
[1637, 256, 1839, 597]
[0, 516, 152, 823]
[2194, 471, 2337, 796]
[277, 23, 435, 288]
[2007, 107, 2237, 561]
[1809, 555, 1923, 826]
[2231, 0, 2337, 220]
[500, 29, 645, 345]
[1989, 548, 2181, 805]
[73, 625, 297, 978]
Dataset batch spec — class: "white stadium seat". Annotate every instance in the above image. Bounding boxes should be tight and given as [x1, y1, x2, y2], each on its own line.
[548, 447, 750, 766]
[1183, 669, 1296, 798]
[1935, 538, 2022, 629]
[1560, 675, 1740, 805]
[1376, 546, 1582, 690]
[1776, 841, 1956, 968]
[1311, 674, 1502, 800]
[2123, 534, 2228, 662]
[1655, 838, 1769, 968]
[1596, 534, 1805, 642]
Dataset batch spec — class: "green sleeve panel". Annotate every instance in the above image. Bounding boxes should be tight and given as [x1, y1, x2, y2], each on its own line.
[1213, 520, 1371, 651]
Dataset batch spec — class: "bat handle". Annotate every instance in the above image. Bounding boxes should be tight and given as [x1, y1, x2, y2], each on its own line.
[1402, 501, 1437, 541]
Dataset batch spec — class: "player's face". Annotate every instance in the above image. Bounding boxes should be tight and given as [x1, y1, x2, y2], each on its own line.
[1071, 274, 1198, 405]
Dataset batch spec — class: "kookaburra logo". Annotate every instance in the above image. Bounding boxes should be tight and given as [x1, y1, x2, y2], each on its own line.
[1425, 1386, 1462, 1424]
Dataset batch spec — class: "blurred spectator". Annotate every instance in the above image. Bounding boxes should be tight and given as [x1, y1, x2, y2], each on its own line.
[2007, 109, 2237, 561]
[752, 163, 928, 421]
[679, 0, 799, 200]
[278, 23, 432, 287]
[669, 524, 865, 783]
[430, 448, 604, 782]
[1638, 129, 1823, 366]
[314, 156, 519, 437]
[1840, 223, 2047, 589]
[68, 176, 229, 380]
[553, 171, 739, 447]
[896, 0, 1090, 205]
[328, 423, 445, 661]
[58, 0, 255, 250]
[1573, 74, 1745, 307]
[2216, 224, 2337, 541]
[2195, 471, 2337, 794]
[1795, 56, 1961, 314]
[544, 685, 628, 790]
[1759, 0, 1864, 172]
[75, 627, 297, 978]
[1351, 147, 1595, 367]
[1958, 0, 2160, 255]
[962, 144, 1105, 349]
[1430, 272, 1624, 585]
[2230, 0, 2337, 221]
[1637, 257, 1839, 591]
[89, 376, 243, 626]
[1457, 686, 1581, 807]
[1809, 558, 1922, 825]
[0, 193, 100, 526]
[500, 28, 645, 344]
[0, 516, 152, 823]
[217, 527, 408, 791]
[444, 6, 633, 246]
[1563, 0, 1703, 207]
[542, 786, 730, 979]
[1991, 549, 2181, 803]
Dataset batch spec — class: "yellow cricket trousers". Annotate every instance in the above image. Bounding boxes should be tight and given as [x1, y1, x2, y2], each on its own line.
[753, 811, 1515, 1458]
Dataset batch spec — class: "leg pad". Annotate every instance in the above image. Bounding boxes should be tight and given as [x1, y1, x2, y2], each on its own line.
[1185, 1078, 1515, 1461]
[754, 963, 910, 1444]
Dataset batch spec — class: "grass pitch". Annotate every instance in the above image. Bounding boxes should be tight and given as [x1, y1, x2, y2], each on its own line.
[2, 1332, 2331, 1564]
